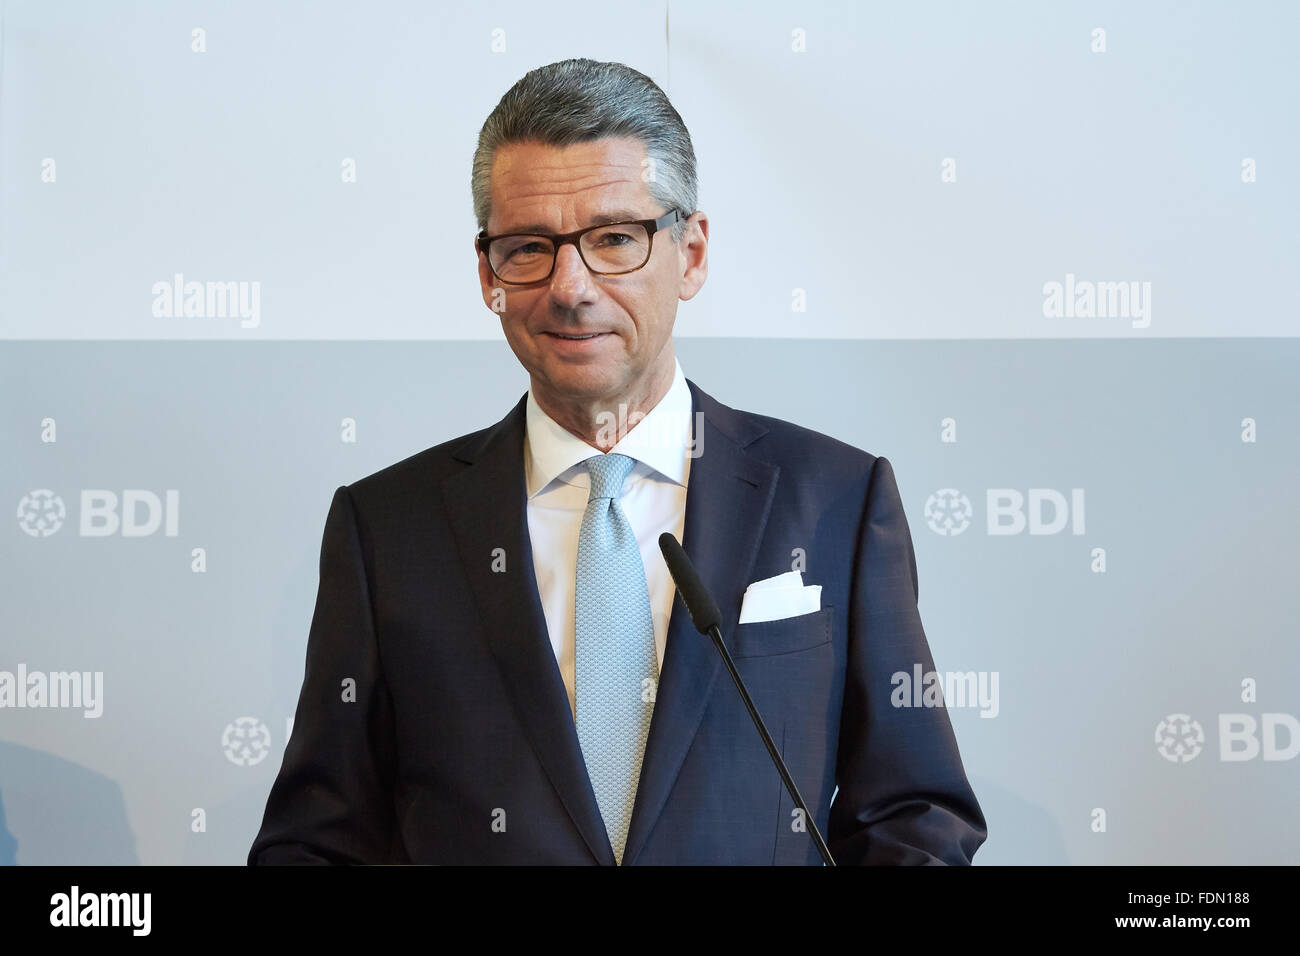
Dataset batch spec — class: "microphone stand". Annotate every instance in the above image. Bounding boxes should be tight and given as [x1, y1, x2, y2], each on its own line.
[705, 622, 837, 867]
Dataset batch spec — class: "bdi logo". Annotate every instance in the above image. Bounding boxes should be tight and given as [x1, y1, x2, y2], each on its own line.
[221, 716, 296, 767]
[16, 490, 180, 537]
[924, 488, 1085, 536]
[988, 489, 1085, 536]
[1155, 712, 1299, 763]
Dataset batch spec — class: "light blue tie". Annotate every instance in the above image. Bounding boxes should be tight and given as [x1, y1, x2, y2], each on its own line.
[574, 452, 659, 865]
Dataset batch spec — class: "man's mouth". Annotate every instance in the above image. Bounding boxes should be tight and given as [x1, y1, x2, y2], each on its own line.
[545, 331, 607, 340]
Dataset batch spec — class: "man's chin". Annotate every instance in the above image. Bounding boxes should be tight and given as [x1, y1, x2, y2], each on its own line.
[535, 364, 626, 402]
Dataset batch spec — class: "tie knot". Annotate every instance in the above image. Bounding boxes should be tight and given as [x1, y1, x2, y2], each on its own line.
[584, 453, 635, 500]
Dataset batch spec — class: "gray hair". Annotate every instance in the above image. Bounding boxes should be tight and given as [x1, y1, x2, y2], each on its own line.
[471, 58, 697, 242]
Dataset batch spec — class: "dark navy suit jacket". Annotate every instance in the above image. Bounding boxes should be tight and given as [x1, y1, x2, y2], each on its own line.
[248, 379, 987, 865]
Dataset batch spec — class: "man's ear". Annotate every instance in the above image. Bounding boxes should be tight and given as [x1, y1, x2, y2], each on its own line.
[678, 211, 709, 302]
[476, 242, 495, 309]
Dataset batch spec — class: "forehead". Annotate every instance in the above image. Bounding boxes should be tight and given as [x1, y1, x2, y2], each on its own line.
[489, 136, 655, 233]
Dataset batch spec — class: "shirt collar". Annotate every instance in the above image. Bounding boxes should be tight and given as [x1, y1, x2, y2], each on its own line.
[524, 358, 692, 498]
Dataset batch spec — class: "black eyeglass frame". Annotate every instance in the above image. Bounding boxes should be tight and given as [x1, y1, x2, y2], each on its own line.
[476, 209, 685, 285]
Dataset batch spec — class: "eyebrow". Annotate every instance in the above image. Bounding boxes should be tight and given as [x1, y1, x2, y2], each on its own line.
[498, 209, 648, 235]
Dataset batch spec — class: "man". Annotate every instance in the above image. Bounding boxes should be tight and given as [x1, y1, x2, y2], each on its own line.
[248, 58, 986, 865]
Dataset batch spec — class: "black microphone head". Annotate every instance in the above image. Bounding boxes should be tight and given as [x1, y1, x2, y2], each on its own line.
[658, 533, 722, 634]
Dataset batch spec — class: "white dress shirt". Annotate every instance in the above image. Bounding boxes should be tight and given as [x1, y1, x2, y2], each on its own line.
[524, 359, 693, 720]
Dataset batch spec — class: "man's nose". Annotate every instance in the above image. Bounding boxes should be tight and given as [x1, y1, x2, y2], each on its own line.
[548, 242, 596, 306]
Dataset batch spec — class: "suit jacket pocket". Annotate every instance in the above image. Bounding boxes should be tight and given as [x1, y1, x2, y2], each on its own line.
[729, 605, 833, 659]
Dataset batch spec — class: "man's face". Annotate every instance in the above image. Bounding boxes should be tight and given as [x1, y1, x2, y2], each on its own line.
[476, 136, 707, 408]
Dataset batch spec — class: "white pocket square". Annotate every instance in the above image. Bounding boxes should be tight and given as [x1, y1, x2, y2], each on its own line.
[737, 571, 822, 624]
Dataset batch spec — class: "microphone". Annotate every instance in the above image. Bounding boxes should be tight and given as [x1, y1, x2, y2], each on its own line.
[658, 533, 837, 866]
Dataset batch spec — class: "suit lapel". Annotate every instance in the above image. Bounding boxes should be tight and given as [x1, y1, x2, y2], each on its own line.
[441, 380, 778, 866]
[620, 379, 779, 865]
[441, 395, 616, 866]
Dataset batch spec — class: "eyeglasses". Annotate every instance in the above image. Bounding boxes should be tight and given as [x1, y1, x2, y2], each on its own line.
[476, 209, 683, 285]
